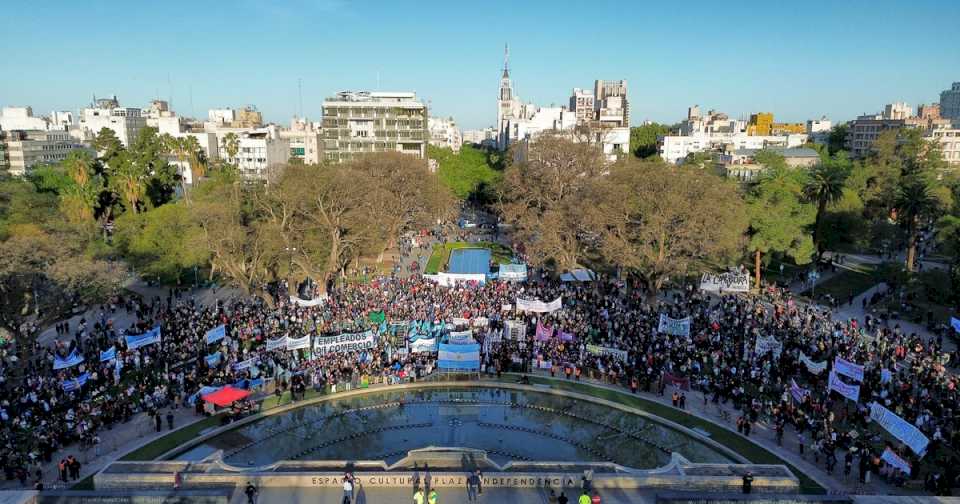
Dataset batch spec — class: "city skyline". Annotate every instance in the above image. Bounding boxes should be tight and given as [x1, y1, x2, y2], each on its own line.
[2, 0, 959, 129]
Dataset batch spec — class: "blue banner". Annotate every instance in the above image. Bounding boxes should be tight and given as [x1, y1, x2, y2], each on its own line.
[62, 372, 90, 392]
[205, 324, 226, 345]
[99, 347, 117, 362]
[125, 326, 161, 350]
[54, 349, 85, 370]
[438, 342, 480, 371]
[205, 352, 222, 366]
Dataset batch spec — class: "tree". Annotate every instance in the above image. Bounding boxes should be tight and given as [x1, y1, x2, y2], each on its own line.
[681, 151, 714, 170]
[498, 135, 606, 269]
[746, 166, 816, 288]
[113, 203, 208, 282]
[92, 127, 123, 162]
[223, 132, 240, 162]
[895, 176, 941, 272]
[629, 123, 670, 158]
[826, 124, 848, 155]
[804, 152, 851, 258]
[105, 151, 149, 214]
[428, 145, 502, 202]
[349, 152, 452, 260]
[586, 159, 748, 297]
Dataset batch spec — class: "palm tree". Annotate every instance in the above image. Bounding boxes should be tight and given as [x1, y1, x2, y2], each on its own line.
[106, 152, 147, 214]
[804, 159, 849, 258]
[183, 135, 206, 182]
[895, 177, 941, 272]
[223, 132, 240, 164]
[63, 151, 95, 186]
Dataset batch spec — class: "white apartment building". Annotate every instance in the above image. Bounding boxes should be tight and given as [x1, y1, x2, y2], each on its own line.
[659, 133, 809, 165]
[926, 128, 960, 165]
[678, 106, 746, 135]
[321, 91, 428, 163]
[806, 117, 832, 134]
[0, 130, 93, 176]
[0, 107, 50, 131]
[427, 116, 463, 152]
[884, 102, 913, 120]
[78, 96, 146, 147]
[462, 128, 497, 146]
[279, 117, 323, 165]
[219, 131, 289, 181]
[569, 89, 595, 124]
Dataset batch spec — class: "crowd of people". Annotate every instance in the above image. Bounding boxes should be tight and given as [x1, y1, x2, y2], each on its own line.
[2, 255, 960, 495]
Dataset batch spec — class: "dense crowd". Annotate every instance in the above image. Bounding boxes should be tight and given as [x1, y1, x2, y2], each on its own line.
[2, 264, 960, 494]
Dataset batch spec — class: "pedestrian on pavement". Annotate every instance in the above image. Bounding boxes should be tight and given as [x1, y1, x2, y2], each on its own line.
[154, 411, 162, 432]
[413, 489, 424, 504]
[428, 488, 438, 504]
[578, 490, 591, 504]
[742, 472, 754, 494]
[558, 491, 569, 504]
[342, 478, 353, 504]
[467, 470, 480, 502]
[244, 481, 258, 504]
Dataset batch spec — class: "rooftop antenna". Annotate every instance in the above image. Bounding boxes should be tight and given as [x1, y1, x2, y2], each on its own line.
[298, 78, 303, 119]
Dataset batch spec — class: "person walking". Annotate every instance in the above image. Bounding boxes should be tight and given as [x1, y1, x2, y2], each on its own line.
[413, 489, 425, 504]
[558, 491, 569, 504]
[166, 411, 175, 430]
[244, 481, 258, 504]
[578, 490, 591, 504]
[342, 478, 353, 504]
[428, 488, 438, 504]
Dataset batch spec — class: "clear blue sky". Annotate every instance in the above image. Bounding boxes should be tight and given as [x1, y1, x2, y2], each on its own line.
[2, 0, 958, 129]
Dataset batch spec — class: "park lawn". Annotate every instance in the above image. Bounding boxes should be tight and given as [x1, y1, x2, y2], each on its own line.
[424, 241, 513, 274]
[799, 263, 878, 302]
[520, 376, 825, 494]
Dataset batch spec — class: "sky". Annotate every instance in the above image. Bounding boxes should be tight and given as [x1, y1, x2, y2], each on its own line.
[2, 0, 959, 130]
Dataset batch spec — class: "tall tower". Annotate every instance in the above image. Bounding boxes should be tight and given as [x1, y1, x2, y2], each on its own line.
[497, 43, 515, 150]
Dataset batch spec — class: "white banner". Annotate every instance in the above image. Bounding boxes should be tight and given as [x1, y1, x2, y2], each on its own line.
[754, 335, 783, 357]
[410, 337, 438, 353]
[314, 331, 375, 354]
[881, 448, 912, 474]
[800, 352, 827, 374]
[451, 317, 470, 327]
[266, 336, 288, 351]
[471, 317, 489, 328]
[870, 402, 930, 456]
[700, 271, 750, 292]
[286, 335, 311, 350]
[515, 296, 563, 313]
[448, 330, 475, 345]
[790, 378, 810, 403]
[504, 320, 526, 340]
[828, 371, 860, 402]
[586, 344, 628, 361]
[834, 357, 864, 383]
[657, 314, 691, 337]
[290, 295, 328, 307]
[233, 358, 256, 371]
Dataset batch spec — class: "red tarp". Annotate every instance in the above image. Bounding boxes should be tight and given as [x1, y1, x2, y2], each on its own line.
[201, 385, 252, 407]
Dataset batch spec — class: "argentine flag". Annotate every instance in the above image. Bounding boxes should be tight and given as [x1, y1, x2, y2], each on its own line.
[438, 343, 480, 371]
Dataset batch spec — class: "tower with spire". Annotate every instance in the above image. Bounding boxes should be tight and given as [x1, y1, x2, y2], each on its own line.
[497, 43, 520, 150]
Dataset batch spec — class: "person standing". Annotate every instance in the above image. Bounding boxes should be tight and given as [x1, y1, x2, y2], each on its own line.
[413, 489, 425, 504]
[558, 491, 569, 504]
[166, 411, 175, 430]
[467, 470, 480, 502]
[154, 411, 162, 432]
[342, 478, 353, 504]
[742, 472, 753, 494]
[578, 490, 591, 504]
[428, 488, 438, 504]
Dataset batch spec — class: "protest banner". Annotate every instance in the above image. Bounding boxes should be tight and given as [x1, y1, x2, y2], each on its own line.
[754, 335, 783, 357]
[205, 352, 222, 366]
[265, 336, 288, 351]
[314, 331, 375, 354]
[369, 310, 386, 324]
[54, 350, 84, 370]
[699, 271, 750, 292]
[870, 402, 930, 456]
[535, 321, 554, 341]
[205, 324, 226, 345]
[290, 294, 327, 307]
[586, 344, 628, 361]
[558, 330, 575, 342]
[285, 335, 311, 350]
[834, 357, 864, 382]
[61, 373, 90, 392]
[504, 320, 526, 340]
[828, 371, 860, 402]
[448, 330, 475, 345]
[538, 359, 553, 370]
[790, 378, 809, 403]
[125, 326, 161, 350]
[99, 347, 117, 362]
[233, 358, 256, 371]
[800, 352, 827, 374]
[410, 337, 438, 353]
[658, 314, 692, 337]
[515, 296, 563, 313]
[451, 317, 470, 327]
[881, 448, 912, 474]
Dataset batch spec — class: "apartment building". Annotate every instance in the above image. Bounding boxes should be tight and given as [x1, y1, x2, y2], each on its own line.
[321, 91, 428, 163]
[78, 96, 146, 147]
[0, 130, 92, 176]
